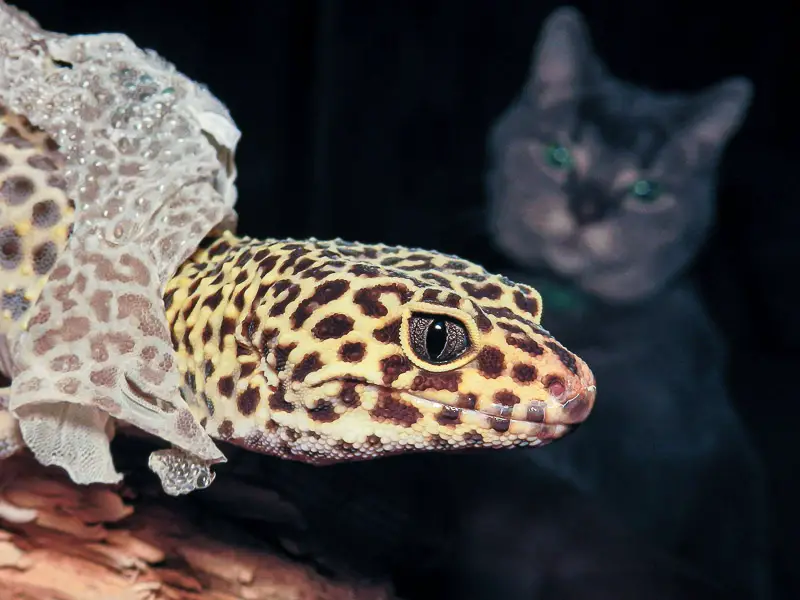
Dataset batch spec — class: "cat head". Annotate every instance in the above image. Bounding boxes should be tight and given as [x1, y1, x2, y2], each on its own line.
[487, 6, 752, 303]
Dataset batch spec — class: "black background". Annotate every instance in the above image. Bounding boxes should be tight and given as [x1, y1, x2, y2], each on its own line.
[12, 1, 800, 598]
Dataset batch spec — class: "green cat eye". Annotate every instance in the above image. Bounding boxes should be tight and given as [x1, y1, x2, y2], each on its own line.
[630, 179, 661, 202]
[545, 144, 573, 169]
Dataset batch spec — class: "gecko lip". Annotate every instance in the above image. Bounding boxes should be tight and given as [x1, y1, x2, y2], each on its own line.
[313, 377, 575, 438]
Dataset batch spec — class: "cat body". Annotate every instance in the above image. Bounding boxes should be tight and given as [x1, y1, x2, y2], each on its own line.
[487, 7, 769, 598]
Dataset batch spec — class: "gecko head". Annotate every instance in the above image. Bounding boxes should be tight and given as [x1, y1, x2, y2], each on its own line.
[235, 240, 596, 465]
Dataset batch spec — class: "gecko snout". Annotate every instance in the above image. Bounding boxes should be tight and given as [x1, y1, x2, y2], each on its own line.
[543, 362, 597, 427]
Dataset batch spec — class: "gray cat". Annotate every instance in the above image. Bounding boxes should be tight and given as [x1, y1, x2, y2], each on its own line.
[486, 7, 769, 599]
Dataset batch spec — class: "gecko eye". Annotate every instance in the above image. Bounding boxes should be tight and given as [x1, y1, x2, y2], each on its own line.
[408, 313, 470, 365]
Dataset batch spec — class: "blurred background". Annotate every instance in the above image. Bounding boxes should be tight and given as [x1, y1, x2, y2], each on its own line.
[13, 1, 799, 599]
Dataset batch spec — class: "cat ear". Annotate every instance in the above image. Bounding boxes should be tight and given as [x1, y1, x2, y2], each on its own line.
[525, 6, 592, 109]
[675, 76, 753, 165]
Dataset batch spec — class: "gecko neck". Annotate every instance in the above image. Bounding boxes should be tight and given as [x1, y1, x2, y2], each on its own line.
[164, 231, 280, 438]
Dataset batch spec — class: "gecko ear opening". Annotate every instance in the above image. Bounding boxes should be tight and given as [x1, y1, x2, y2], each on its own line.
[400, 302, 482, 372]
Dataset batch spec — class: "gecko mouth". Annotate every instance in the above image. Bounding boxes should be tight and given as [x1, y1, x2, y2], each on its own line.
[313, 377, 578, 439]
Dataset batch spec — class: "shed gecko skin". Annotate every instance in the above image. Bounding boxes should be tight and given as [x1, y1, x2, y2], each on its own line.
[0, 106, 596, 465]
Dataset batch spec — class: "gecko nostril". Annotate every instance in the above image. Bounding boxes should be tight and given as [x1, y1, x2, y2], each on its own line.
[546, 376, 566, 398]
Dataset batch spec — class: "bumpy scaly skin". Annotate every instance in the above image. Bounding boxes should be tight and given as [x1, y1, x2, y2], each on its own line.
[1, 106, 596, 466]
[164, 232, 596, 464]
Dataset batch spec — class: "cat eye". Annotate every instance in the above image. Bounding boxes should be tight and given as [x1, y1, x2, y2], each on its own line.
[545, 144, 573, 170]
[408, 313, 470, 365]
[629, 179, 661, 202]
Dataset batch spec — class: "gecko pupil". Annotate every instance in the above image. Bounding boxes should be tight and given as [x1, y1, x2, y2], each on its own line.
[427, 320, 448, 360]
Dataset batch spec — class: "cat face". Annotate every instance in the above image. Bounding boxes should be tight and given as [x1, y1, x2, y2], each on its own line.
[487, 7, 752, 303]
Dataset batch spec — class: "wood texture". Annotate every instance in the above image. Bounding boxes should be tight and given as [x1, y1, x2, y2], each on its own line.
[0, 450, 395, 600]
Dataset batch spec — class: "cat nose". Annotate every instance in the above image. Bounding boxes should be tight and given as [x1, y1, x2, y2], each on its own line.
[569, 189, 612, 225]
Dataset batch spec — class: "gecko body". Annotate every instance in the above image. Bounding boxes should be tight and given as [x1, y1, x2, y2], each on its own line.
[1, 106, 596, 465]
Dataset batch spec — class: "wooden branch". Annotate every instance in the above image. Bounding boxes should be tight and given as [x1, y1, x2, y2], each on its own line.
[0, 450, 396, 600]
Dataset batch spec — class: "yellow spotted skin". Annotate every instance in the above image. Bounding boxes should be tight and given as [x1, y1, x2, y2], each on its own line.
[0, 107, 74, 344]
[165, 231, 596, 465]
[0, 106, 596, 465]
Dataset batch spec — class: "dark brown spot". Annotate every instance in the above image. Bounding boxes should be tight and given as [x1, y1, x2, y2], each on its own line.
[462, 282, 502, 300]
[217, 419, 234, 439]
[312, 313, 354, 340]
[220, 316, 236, 339]
[0, 227, 22, 269]
[308, 399, 339, 422]
[268, 383, 294, 412]
[278, 247, 310, 273]
[436, 405, 462, 426]
[489, 417, 510, 432]
[217, 376, 234, 397]
[453, 271, 487, 282]
[31, 199, 61, 228]
[512, 364, 537, 384]
[339, 341, 366, 363]
[241, 313, 261, 342]
[420, 272, 453, 288]
[0, 175, 34, 205]
[457, 393, 478, 410]
[233, 286, 249, 311]
[494, 390, 520, 407]
[238, 386, 261, 416]
[257, 253, 280, 275]
[269, 282, 301, 317]
[273, 343, 296, 372]
[181, 295, 199, 320]
[202, 323, 213, 345]
[469, 301, 493, 333]
[164, 288, 177, 311]
[202, 288, 224, 309]
[350, 263, 382, 277]
[234, 250, 253, 269]
[506, 334, 544, 357]
[374, 318, 401, 345]
[421, 289, 440, 303]
[354, 283, 412, 318]
[371, 392, 422, 426]
[339, 381, 360, 407]
[32, 241, 58, 275]
[239, 362, 256, 378]
[380, 354, 411, 385]
[204, 361, 214, 379]
[514, 289, 540, 318]
[476, 346, 505, 379]
[410, 371, 461, 393]
[497, 321, 524, 334]
[545, 341, 578, 375]
[527, 401, 546, 423]
[483, 306, 538, 331]
[292, 352, 323, 382]
[290, 279, 351, 329]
